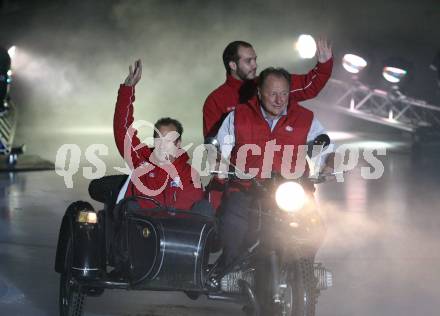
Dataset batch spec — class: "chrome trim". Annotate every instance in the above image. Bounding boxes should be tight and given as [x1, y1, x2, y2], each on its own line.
[151, 221, 165, 280]
[194, 224, 206, 285]
[143, 220, 159, 279]
[194, 224, 214, 286]
[72, 267, 100, 271]
[130, 218, 160, 282]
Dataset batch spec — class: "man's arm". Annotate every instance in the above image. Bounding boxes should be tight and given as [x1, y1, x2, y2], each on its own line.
[203, 93, 225, 139]
[290, 38, 333, 102]
[113, 60, 151, 168]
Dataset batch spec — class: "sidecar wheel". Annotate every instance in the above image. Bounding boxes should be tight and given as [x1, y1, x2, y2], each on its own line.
[59, 238, 86, 316]
[290, 258, 318, 316]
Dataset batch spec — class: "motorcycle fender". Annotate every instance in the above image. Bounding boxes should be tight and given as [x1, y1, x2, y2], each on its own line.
[54, 201, 97, 274]
[54, 212, 73, 273]
[72, 220, 102, 280]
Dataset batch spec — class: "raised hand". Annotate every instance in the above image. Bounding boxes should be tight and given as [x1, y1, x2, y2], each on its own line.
[316, 38, 332, 63]
[124, 59, 142, 87]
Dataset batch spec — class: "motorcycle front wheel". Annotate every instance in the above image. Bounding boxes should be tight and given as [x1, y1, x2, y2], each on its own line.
[59, 238, 85, 316]
[289, 257, 317, 316]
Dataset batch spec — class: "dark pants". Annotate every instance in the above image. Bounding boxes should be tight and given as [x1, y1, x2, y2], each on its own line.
[218, 191, 254, 266]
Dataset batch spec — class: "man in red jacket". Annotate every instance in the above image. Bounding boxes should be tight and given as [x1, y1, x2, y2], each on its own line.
[203, 38, 333, 138]
[114, 59, 204, 211]
[215, 67, 335, 267]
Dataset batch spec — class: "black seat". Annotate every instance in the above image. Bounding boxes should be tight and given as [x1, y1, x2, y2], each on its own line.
[88, 175, 128, 205]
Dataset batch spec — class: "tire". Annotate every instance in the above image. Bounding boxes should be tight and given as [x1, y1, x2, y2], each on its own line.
[59, 238, 86, 316]
[290, 258, 318, 316]
[256, 257, 318, 316]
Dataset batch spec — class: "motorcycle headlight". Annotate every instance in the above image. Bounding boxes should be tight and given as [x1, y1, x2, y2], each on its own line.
[275, 181, 307, 213]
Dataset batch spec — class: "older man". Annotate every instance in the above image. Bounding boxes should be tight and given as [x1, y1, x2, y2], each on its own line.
[215, 67, 335, 266]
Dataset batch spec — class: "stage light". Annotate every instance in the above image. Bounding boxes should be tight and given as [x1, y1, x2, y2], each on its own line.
[381, 57, 412, 86]
[295, 35, 316, 59]
[7, 46, 16, 59]
[388, 110, 394, 121]
[327, 131, 356, 141]
[382, 66, 407, 83]
[342, 54, 367, 74]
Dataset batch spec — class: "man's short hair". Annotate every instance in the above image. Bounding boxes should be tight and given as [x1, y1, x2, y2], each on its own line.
[222, 41, 253, 75]
[154, 117, 183, 141]
[257, 67, 291, 89]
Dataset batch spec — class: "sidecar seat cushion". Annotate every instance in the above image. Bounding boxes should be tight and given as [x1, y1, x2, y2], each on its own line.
[89, 174, 128, 204]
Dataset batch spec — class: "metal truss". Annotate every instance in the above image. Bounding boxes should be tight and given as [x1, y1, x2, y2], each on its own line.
[327, 79, 440, 133]
[0, 99, 17, 155]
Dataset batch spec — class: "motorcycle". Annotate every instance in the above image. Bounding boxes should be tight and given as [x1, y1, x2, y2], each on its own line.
[54, 135, 335, 316]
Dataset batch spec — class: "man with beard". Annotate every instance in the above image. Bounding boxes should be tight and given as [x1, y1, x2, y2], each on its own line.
[203, 39, 333, 138]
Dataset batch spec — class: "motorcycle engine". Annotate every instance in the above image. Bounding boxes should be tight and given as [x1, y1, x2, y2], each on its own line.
[220, 269, 255, 293]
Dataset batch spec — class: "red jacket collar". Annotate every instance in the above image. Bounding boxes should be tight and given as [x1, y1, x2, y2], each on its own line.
[225, 74, 246, 90]
[172, 151, 190, 168]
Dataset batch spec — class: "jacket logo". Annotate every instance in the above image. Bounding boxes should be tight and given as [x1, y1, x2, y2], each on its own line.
[170, 176, 181, 188]
[148, 172, 156, 178]
[285, 125, 294, 132]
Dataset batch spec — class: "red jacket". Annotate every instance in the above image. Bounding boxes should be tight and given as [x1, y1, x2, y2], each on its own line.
[113, 85, 203, 210]
[208, 98, 314, 209]
[203, 58, 333, 138]
[232, 97, 313, 178]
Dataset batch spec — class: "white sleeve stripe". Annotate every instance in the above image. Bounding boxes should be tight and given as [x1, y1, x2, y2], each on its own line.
[290, 73, 317, 93]
[116, 176, 130, 203]
[123, 86, 143, 163]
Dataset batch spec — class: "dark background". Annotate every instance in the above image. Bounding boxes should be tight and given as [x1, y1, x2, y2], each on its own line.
[0, 0, 438, 161]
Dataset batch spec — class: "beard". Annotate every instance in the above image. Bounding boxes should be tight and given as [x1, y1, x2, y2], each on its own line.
[237, 67, 256, 81]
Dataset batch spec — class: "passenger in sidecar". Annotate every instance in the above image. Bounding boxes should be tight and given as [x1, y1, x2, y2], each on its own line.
[54, 59, 219, 315]
[54, 181, 217, 316]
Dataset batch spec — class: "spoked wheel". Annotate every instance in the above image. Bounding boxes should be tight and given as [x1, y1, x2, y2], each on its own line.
[269, 258, 318, 316]
[289, 258, 318, 316]
[59, 238, 85, 316]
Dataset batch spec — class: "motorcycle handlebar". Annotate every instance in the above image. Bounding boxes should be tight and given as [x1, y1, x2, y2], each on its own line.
[209, 170, 342, 185]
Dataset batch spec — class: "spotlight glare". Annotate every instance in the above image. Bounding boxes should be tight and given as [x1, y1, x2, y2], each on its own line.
[8, 46, 16, 59]
[342, 54, 367, 74]
[382, 66, 407, 83]
[295, 35, 317, 59]
[388, 110, 394, 121]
